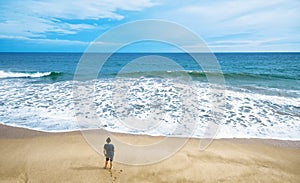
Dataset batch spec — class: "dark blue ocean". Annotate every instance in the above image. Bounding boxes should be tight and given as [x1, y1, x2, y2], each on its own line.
[0, 52, 299, 140]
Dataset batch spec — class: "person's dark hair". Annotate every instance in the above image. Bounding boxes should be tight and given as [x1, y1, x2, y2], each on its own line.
[106, 137, 111, 143]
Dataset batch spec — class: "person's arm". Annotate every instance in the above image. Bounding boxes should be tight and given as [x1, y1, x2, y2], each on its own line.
[103, 145, 107, 156]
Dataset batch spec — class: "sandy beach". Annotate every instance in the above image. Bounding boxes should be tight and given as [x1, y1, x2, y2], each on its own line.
[0, 124, 299, 183]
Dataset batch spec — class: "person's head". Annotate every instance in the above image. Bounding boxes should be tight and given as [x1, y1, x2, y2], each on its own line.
[106, 137, 111, 144]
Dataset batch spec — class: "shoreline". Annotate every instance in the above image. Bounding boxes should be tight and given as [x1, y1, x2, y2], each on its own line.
[1, 124, 300, 182]
[1, 124, 299, 149]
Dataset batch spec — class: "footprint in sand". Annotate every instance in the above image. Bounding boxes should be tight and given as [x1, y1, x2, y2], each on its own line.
[18, 172, 28, 183]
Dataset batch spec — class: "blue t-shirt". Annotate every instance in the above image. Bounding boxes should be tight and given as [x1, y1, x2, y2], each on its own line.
[104, 143, 114, 159]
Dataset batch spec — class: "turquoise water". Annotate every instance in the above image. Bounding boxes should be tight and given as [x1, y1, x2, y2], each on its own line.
[0, 52, 299, 140]
[1, 52, 299, 91]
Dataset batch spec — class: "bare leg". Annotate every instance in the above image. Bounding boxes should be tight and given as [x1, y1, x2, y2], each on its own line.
[110, 161, 113, 169]
[104, 160, 108, 169]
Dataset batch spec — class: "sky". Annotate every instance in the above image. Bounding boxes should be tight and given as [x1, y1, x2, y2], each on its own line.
[0, 0, 299, 52]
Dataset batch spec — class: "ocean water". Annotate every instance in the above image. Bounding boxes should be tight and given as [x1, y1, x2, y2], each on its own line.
[0, 52, 299, 140]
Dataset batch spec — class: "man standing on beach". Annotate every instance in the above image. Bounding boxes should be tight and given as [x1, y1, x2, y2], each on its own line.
[103, 137, 114, 170]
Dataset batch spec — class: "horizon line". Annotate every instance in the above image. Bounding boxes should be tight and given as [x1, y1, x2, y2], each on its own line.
[0, 51, 300, 54]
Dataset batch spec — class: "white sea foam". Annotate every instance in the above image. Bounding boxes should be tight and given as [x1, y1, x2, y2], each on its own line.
[0, 70, 52, 78]
[0, 78, 299, 140]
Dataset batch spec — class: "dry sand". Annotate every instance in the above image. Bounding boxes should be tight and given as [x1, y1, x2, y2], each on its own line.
[0, 124, 299, 183]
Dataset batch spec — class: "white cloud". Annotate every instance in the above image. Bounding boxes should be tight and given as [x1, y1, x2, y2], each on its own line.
[208, 39, 300, 52]
[0, 34, 88, 45]
[1, 0, 299, 51]
[157, 0, 300, 51]
[0, 14, 97, 38]
[210, 39, 281, 46]
[175, 0, 300, 35]
[0, 0, 157, 38]
[21, 0, 155, 20]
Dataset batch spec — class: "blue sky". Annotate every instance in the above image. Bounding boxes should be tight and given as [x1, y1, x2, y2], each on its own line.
[0, 0, 299, 52]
